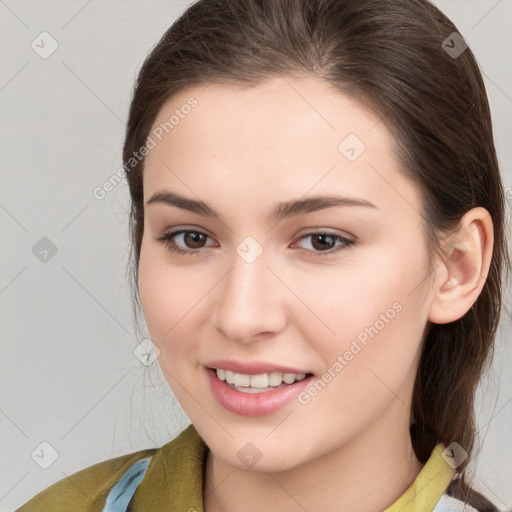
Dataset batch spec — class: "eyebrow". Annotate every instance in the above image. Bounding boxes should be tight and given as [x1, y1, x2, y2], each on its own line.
[145, 190, 379, 221]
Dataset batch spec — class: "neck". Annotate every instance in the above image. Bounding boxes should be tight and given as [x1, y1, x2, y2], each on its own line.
[203, 402, 425, 512]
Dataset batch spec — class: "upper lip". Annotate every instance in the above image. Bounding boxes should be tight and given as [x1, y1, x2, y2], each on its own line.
[205, 359, 312, 375]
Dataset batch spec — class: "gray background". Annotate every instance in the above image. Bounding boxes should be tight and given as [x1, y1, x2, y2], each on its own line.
[1, 1, 511, 510]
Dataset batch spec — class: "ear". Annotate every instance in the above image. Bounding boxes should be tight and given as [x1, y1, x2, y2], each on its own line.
[428, 207, 494, 324]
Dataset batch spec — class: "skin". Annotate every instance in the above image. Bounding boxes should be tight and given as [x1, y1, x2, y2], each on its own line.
[137, 75, 493, 512]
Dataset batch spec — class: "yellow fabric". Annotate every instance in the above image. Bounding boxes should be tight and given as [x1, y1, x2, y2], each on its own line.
[16, 423, 454, 512]
[383, 444, 455, 512]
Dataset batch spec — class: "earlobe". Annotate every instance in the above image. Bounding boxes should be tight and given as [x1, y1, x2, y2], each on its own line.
[428, 207, 494, 325]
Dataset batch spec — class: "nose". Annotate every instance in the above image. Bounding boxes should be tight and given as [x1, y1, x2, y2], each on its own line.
[213, 249, 287, 343]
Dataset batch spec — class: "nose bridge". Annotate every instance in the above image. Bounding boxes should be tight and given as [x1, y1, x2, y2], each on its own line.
[214, 236, 284, 341]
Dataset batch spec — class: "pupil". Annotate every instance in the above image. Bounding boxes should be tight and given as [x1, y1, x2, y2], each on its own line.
[313, 234, 333, 251]
[186, 232, 205, 248]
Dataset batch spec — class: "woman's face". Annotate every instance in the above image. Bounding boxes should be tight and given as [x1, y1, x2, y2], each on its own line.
[138, 76, 439, 471]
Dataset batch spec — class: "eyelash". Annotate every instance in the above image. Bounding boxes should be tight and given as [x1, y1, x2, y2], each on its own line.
[155, 229, 355, 258]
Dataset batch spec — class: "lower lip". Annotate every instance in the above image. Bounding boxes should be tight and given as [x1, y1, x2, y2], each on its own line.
[205, 367, 314, 416]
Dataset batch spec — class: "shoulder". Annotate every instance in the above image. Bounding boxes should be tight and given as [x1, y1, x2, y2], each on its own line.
[15, 424, 206, 512]
[15, 446, 158, 512]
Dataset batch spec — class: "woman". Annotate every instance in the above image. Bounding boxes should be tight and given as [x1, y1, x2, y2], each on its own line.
[16, 0, 510, 511]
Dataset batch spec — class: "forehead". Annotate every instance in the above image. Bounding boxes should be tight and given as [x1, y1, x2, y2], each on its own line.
[148, 75, 381, 148]
[142, 76, 422, 219]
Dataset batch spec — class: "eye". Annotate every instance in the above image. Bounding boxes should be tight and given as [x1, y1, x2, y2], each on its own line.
[293, 232, 355, 257]
[155, 229, 215, 256]
[155, 229, 355, 257]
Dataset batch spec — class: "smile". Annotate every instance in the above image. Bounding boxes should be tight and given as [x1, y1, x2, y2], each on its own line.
[215, 368, 307, 392]
[206, 367, 314, 416]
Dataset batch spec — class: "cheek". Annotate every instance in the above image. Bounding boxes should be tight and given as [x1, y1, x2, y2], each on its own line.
[138, 262, 189, 387]
[138, 259, 169, 337]
[299, 245, 428, 385]
[138, 245, 186, 344]
[137, 244, 214, 371]
[299, 245, 425, 331]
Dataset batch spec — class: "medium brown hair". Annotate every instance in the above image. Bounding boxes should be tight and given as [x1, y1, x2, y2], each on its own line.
[122, 0, 511, 508]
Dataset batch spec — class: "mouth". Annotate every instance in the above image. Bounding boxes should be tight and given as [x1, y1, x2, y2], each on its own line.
[205, 365, 315, 416]
[208, 367, 314, 393]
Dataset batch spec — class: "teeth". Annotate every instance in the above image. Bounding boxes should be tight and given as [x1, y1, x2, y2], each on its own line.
[215, 368, 307, 388]
[225, 370, 235, 384]
[268, 372, 283, 386]
[283, 373, 298, 384]
[250, 373, 268, 388]
[233, 373, 250, 387]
